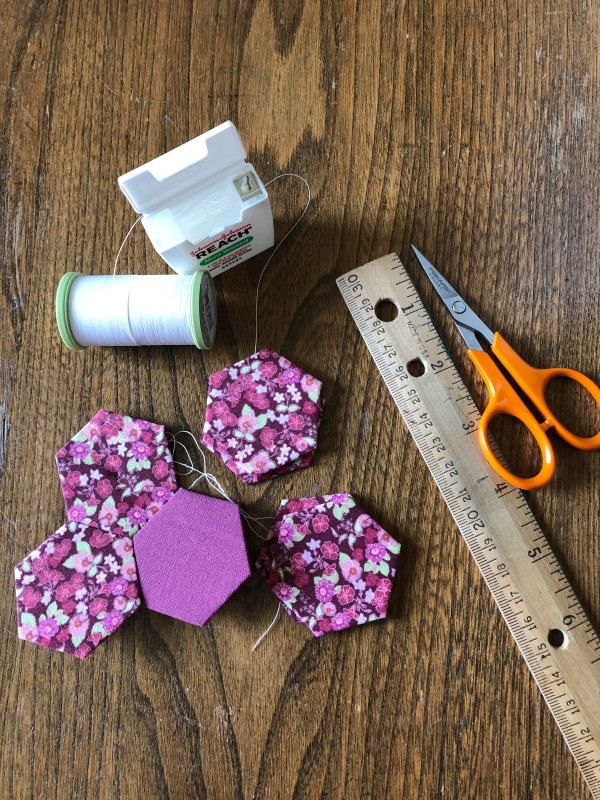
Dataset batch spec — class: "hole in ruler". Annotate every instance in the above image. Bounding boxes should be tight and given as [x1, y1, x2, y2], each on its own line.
[407, 358, 425, 377]
[548, 628, 569, 649]
[374, 299, 398, 322]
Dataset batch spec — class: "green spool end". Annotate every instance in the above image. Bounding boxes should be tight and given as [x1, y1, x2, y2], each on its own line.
[190, 269, 217, 350]
[56, 272, 85, 350]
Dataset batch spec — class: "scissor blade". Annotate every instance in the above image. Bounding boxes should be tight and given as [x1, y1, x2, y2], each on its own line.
[411, 246, 494, 350]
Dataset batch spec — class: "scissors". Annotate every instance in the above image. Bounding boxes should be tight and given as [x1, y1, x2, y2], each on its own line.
[411, 246, 600, 490]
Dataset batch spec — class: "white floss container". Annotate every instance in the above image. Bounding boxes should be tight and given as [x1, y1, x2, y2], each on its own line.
[118, 121, 274, 276]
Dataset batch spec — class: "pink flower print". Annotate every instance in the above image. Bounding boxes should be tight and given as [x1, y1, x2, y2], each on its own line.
[66, 470, 82, 486]
[103, 454, 122, 472]
[209, 369, 228, 388]
[89, 597, 108, 617]
[61, 599, 77, 615]
[315, 579, 335, 603]
[288, 414, 305, 431]
[250, 452, 273, 475]
[321, 541, 339, 560]
[96, 479, 113, 499]
[302, 400, 318, 415]
[323, 562, 337, 577]
[69, 441, 91, 460]
[328, 493, 347, 505]
[259, 361, 278, 379]
[352, 548, 364, 562]
[121, 561, 138, 582]
[376, 578, 393, 597]
[130, 441, 152, 459]
[291, 552, 307, 570]
[341, 559, 363, 584]
[151, 486, 172, 504]
[20, 586, 42, 610]
[277, 523, 296, 543]
[312, 514, 329, 533]
[72, 552, 95, 573]
[301, 373, 319, 393]
[56, 627, 71, 643]
[260, 427, 277, 449]
[125, 582, 138, 599]
[294, 571, 310, 589]
[152, 460, 170, 480]
[322, 602, 337, 617]
[108, 577, 128, 595]
[89, 530, 113, 548]
[127, 506, 147, 526]
[103, 610, 124, 632]
[98, 504, 118, 529]
[331, 612, 351, 631]
[68, 504, 88, 523]
[281, 366, 302, 385]
[338, 585, 356, 605]
[291, 435, 309, 453]
[38, 618, 59, 639]
[365, 543, 387, 564]
[122, 421, 141, 441]
[73, 644, 92, 660]
[113, 595, 128, 612]
[318, 618, 332, 633]
[238, 413, 258, 435]
[113, 537, 134, 558]
[357, 514, 372, 529]
[273, 582, 295, 602]
[249, 391, 270, 410]
[68, 614, 89, 638]
[364, 528, 379, 544]
[365, 572, 380, 588]
[18, 624, 38, 643]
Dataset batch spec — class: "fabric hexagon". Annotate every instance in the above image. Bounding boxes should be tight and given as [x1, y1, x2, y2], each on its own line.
[15, 524, 140, 659]
[256, 493, 401, 637]
[132, 488, 250, 626]
[201, 349, 323, 484]
[56, 409, 177, 537]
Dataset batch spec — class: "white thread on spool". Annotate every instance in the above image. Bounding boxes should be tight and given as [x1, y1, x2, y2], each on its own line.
[56, 271, 216, 350]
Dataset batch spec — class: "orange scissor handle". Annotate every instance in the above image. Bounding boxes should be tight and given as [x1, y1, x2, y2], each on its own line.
[468, 349, 556, 490]
[491, 333, 600, 451]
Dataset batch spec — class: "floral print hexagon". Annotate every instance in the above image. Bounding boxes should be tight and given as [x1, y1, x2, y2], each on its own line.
[56, 410, 177, 538]
[202, 349, 323, 484]
[256, 493, 401, 636]
[14, 524, 140, 659]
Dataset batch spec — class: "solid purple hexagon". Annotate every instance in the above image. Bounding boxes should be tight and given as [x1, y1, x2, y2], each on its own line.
[132, 488, 250, 626]
[55, 409, 178, 537]
[256, 493, 401, 637]
[14, 524, 140, 659]
[201, 349, 323, 484]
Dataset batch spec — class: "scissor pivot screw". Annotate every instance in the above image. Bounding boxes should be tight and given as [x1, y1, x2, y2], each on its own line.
[452, 301, 467, 314]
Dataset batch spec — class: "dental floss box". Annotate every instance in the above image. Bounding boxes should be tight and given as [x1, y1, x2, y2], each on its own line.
[118, 121, 274, 276]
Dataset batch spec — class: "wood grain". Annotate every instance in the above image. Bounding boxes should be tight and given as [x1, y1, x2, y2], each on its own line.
[0, 1, 598, 799]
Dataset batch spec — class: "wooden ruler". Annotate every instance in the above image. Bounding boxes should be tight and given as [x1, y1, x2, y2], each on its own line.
[337, 253, 600, 798]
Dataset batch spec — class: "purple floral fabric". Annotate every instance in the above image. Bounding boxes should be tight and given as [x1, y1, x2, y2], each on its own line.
[257, 493, 401, 636]
[56, 410, 177, 537]
[202, 349, 323, 484]
[14, 524, 140, 659]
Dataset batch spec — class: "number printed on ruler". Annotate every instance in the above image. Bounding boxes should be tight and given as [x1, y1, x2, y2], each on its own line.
[337, 254, 600, 799]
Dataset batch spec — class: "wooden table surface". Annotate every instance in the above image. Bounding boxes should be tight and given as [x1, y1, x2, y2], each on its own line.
[1, 2, 598, 798]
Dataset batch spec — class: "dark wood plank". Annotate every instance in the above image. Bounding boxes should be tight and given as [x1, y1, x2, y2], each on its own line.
[1, 1, 598, 798]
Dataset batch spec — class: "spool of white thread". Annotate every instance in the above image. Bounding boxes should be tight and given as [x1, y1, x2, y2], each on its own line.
[55, 271, 217, 350]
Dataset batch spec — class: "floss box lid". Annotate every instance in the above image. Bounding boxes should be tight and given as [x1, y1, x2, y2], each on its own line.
[118, 121, 274, 276]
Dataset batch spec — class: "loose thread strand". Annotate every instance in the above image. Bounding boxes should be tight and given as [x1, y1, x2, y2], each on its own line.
[253, 174, 311, 354]
[252, 604, 282, 652]
[113, 216, 143, 275]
